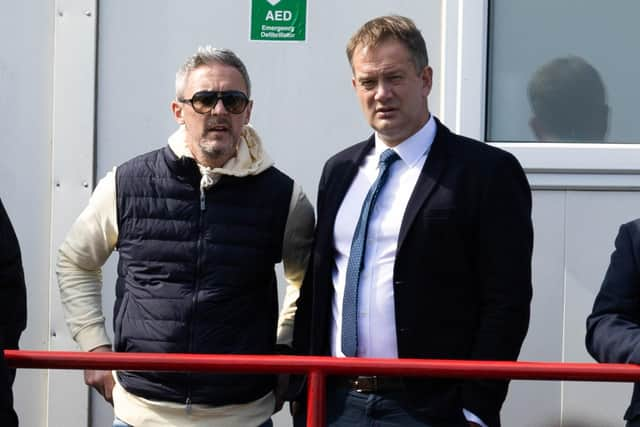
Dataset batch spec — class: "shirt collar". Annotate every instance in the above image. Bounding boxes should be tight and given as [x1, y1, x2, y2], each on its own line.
[374, 114, 436, 167]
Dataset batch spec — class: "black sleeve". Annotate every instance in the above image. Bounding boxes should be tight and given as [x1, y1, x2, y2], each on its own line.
[461, 152, 534, 426]
[291, 159, 330, 360]
[586, 220, 640, 364]
[0, 199, 27, 350]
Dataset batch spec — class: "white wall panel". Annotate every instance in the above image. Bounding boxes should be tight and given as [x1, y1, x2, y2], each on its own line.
[562, 191, 640, 426]
[48, 0, 98, 426]
[501, 191, 565, 427]
[95, 0, 443, 203]
[0, 1, 54, 426]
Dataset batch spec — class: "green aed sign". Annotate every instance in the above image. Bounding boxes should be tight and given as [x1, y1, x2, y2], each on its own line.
[251, 0, 307, 42]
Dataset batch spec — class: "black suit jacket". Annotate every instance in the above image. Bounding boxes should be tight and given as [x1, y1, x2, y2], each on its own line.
[586, 218, 640, 422]
[0, 198, 26, 427]
[293, 119, 533, 426]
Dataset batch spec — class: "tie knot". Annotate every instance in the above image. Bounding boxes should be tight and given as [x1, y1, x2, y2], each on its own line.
[379, 149, 399, 167]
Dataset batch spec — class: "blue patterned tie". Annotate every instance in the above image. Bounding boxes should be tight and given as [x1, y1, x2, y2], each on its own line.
[341, 148, 400, 357]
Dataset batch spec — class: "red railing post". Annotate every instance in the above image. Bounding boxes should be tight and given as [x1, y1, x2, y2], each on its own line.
[306, 369, 326, 427]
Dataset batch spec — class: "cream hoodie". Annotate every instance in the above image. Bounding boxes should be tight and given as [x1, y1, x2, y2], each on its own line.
[56, 125, 314, 426]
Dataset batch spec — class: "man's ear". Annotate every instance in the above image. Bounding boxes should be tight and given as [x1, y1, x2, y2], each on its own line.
[421, 66, 433, 97]
[171, 100, 185, 124]
[243, 100, 254, 125]
[529, 116, 544, 140]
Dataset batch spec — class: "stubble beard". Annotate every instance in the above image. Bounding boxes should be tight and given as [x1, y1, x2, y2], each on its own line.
[198, 136, 237, 167]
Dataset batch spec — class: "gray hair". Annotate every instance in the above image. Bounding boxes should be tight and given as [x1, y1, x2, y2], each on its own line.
[175, 46, 251, 98]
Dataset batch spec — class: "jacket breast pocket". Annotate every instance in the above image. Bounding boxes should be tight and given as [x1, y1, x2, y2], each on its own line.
[417, 208, 469, 273]
[422, 207, 456, 222]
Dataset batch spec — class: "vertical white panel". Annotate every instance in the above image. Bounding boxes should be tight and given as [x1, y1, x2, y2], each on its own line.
[441, 0, 487, 138]
[562, 191, 640, 425]
[439, 0, 459, 127]
[49, 0, 97, 426]
[501, 190, 565, 427]
[0, 1, 55, 426]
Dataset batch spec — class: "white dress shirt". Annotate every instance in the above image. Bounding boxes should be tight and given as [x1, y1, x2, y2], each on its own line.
[330, 116, 435, 358]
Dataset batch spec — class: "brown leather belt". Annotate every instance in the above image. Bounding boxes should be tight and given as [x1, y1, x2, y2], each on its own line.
[335, 375, 406, 393]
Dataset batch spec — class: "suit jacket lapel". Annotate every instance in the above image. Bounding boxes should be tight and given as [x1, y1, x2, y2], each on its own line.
[322, 137, 375, 231]
[397, 120, 448, 250]
[313, 137, 373, 355]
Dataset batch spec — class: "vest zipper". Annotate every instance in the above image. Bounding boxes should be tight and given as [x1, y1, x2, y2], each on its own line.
[187, 190, 205, 409]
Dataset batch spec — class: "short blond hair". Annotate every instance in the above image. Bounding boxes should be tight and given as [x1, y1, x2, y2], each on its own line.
[346, 15, 428, 73]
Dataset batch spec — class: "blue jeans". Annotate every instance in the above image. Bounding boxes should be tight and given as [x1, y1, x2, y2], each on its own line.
[113, 417, 273, 426]
[293, 384, 467, 427]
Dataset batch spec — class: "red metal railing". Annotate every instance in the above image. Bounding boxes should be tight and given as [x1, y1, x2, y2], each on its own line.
[6, 350, 640, 426]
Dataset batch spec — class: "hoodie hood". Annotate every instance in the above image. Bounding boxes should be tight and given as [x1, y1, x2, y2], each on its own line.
[168, 124, 274, 191]
[168, 124, 274, 175]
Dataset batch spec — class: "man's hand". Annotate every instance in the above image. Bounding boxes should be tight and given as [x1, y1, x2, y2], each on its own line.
[469, 423, 481, 427]
[84, 345, 115, 405]
[273, 373, 290, 414]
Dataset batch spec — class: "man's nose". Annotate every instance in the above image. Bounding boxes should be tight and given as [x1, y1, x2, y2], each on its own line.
[210, 98, 228, 114]
[374, 81, 392, 101]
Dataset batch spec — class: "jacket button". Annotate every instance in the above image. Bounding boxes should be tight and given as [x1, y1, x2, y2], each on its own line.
[399, 327, 409, 333]
[394, 280, 406, 286]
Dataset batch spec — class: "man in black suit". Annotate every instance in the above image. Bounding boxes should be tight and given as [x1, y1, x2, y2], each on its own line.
[586, 219, 640, 427]
[0, 198, 27, 427]
[292, 15, 533, 427]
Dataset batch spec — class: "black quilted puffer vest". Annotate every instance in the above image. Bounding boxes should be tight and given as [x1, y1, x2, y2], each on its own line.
[113, 146, 292, 406]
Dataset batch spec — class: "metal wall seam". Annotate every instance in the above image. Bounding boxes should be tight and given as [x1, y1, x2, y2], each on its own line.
[48, 0, 97, 425]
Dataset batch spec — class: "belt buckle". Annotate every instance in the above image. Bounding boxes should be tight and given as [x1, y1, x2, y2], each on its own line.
[353, 376, 377, 393]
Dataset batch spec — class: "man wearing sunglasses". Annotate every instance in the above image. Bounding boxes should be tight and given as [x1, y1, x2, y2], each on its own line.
[56, 46, 314, 427]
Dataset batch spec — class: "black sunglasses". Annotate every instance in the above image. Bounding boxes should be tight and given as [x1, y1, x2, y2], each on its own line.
[179, 90, 250, 114]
